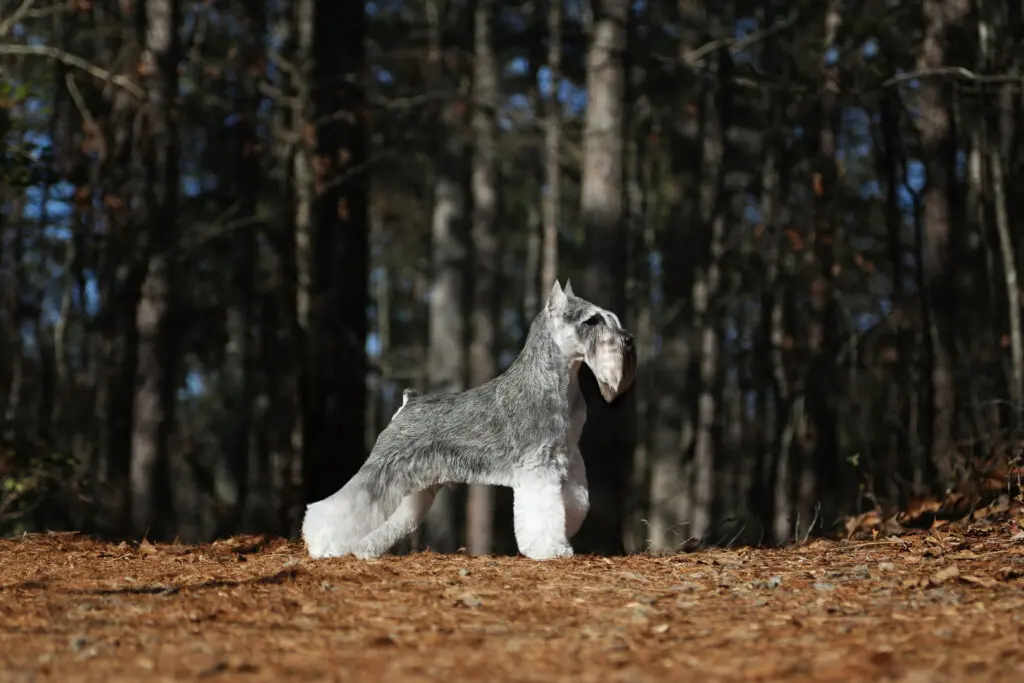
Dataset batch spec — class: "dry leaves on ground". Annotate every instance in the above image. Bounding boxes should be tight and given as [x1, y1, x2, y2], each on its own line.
[1, 524, 1023, 683]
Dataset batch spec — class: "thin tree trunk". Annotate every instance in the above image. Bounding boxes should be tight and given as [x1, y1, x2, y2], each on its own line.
[290, 0, 314, 527]
[420, 0, 469, 553]
[993, 82, 1023, 410]
[1, 216, 25, 440]
[130, 0, 181, 540]
[223, 1, 265, 535]
[541, 0, 561, 293]
[915, 0, 969, 491]
[689, 46, 726, 541]
[577, 0, 632, 555]
[801, 1, 842, 539]
[879, 90, 916, 502]
[466, 0, 498, 556]
[302, 0, 372, 515]
[648, 0, 702, 550]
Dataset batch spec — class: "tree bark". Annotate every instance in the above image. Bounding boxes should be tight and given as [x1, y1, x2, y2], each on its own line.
[993, 81, 1023, 410]
[801, 0, 842, 539]
[466, 0, 498, 556]
[577, 0, 632, 555]
[421, 0, 470, 552]
[647, 0, 703, 550]
[915, 0, 969, 491]
[689, 44, 726, 543]
[130, 0, 181, 540]
[301, 0, 371, 514]
[541, 0, 562, 293]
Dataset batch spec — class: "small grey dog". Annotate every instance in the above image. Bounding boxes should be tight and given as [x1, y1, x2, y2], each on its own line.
[301, 280, 637, 560]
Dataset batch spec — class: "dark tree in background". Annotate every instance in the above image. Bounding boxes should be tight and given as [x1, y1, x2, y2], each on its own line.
[1, 0, 1022, 551]
[130, 0, 182, 541]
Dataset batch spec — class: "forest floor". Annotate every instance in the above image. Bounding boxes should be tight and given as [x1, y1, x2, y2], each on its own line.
[1, 505, 1023, 683]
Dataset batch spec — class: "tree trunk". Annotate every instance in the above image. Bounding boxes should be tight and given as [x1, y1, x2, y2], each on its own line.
[577, 0, 632, 555]
[915, 0, 969, 491]
[466, 0, 499, 556]
[301, 0, 371, 513]
[541, 0, 562, 293]
[801, 1, 842, 539]
[419, 0, 470, 553]
[647, 1, 702, 550]
[689, 46, 727, 543]
[220, 1, 265, 536]
[993, 81, 1023, 410]
[1, 217, 25, 441]
[879, 91, 918, 502]
[130, 0, 181, 540]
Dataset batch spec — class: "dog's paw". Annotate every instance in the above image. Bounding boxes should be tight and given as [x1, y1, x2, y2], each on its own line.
[352, 547, 382, 560]
[522, 542, 574, 561]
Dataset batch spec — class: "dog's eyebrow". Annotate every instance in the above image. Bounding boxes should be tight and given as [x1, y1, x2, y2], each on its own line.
[563, 301, 592, 323]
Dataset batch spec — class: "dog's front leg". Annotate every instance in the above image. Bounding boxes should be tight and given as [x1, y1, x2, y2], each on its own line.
[513, 469, 573, 560]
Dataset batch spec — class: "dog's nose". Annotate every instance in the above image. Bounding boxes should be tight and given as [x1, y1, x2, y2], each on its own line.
[622, 333, 634, 349]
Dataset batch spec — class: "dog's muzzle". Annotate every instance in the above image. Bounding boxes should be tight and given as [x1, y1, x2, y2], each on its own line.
[596, 332, 637, 403]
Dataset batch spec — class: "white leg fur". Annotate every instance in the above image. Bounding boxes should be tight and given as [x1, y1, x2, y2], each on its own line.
[352, 487, 439, 559]
[563, 446, 589, 538]
[513, 472, 574, 560]
[301, 470, 400, 558]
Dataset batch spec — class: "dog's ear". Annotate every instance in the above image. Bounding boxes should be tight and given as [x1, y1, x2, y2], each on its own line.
[546, 280, 567, 312]
[563, 280, 575, 298]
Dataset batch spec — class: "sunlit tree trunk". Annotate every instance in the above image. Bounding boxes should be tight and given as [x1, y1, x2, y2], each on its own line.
[541, 0, 561, 293]
[421, 0, 469, 552]
[466, 0, 498, 556]
[577, 0, 632, 555]
[689, 42, 727, 543]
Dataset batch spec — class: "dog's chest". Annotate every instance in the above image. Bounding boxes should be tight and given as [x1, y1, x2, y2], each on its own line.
[566, 389, 587, 447]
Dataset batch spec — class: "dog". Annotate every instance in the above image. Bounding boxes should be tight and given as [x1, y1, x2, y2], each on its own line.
[301, 280, 637, 560]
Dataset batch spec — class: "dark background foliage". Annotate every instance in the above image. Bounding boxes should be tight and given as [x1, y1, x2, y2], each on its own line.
[1, 0, 1022, 553]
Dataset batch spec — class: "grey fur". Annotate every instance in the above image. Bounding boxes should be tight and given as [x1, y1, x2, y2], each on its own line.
[301, 280, 637, 560]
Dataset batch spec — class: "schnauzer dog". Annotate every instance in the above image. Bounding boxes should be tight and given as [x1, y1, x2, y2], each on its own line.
[301, 280, 637, 560]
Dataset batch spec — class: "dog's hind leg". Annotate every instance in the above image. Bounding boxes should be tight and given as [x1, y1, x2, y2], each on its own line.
[302, 469, 403, 558]
[351, 486, 440, 558]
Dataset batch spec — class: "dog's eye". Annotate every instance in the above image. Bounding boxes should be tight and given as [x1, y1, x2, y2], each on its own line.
[583, 313, 603, 327]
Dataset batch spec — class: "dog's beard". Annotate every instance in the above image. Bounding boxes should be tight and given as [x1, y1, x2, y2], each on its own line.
[591, 345, 637, 403]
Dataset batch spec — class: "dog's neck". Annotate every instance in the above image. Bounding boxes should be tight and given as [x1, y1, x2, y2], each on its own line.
[500, 311, 584, 416]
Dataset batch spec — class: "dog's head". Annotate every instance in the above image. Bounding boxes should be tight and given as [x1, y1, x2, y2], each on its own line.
[544, 280, 637, 402]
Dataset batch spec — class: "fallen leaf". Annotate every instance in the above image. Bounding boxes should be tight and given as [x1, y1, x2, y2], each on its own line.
[138, 539, 158, 555]
[997, 566, 1024, 581]
[455, 594, 482, 608]
[929, 565, 960, 586]
[950, 550, 979, 560]
[959, 574, 998, 589]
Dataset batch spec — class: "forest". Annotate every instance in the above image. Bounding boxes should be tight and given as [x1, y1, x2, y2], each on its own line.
[1, 0, 1022, 556]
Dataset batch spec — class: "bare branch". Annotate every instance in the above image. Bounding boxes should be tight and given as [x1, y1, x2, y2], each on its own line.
[683, 11, 800, 66]
[883, 66, 1024, 88]
[0, 0, 35, 38]
[0, 43, 145, 99]
[64, 73, 97, 130]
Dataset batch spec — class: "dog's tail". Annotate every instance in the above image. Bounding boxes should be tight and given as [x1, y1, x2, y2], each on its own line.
[301, 468, 398, 558]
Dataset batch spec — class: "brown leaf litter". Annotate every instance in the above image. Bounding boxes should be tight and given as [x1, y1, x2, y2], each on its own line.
[1, 527, 1022, 682]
